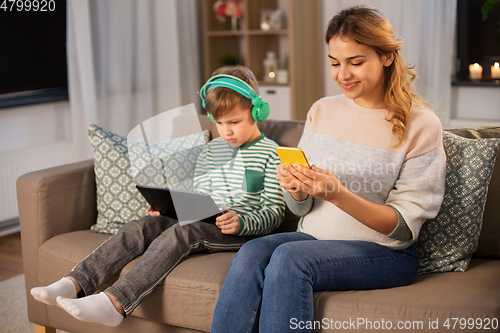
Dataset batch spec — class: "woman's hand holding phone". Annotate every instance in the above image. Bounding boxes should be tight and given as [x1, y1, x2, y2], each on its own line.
[275, 146, 346, 202]
[278, 164, 346, 204]
[276, 163, 309, 201]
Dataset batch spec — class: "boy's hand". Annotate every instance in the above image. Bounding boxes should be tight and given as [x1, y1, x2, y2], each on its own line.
[147, 206, 161, 217]
[216, 204, 240, 235]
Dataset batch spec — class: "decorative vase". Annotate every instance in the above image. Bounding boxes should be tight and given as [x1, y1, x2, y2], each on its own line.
[263, 51, 278, 82]
[231, 16, 239, 31]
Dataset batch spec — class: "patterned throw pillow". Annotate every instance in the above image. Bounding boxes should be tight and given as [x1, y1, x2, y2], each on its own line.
[416, 131, 500, 274]
[88, 124, 210, 235]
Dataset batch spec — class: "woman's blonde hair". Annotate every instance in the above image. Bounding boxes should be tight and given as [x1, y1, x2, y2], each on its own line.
[325, 5, 425, 145]
[204, 66, 259, 120]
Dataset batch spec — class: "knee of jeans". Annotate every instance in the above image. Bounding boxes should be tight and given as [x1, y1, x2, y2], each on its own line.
[116, 215, 149, 233]
[166, 223, 192, 243]
[232, 240, 259, 263]
[265, 243, 310, 281]
[230, 239, 270, 271]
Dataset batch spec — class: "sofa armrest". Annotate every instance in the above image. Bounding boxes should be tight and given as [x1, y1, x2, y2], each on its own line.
[17, 158, 97, 245]
[17, 159, 97, 325]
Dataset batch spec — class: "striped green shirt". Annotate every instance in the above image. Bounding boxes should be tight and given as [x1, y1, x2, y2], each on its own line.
[193, 134, 285, 236]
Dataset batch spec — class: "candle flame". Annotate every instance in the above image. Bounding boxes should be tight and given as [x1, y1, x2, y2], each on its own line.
[495, 62, 499, 69]
[473, 63, 480, 70]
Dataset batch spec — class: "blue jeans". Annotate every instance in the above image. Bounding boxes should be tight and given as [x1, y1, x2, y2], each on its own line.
[210, 232, 418, 333]
[66, 215, 251, 315]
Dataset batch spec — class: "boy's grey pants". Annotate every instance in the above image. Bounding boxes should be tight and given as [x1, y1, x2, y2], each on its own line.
[66, 215, 251, 315]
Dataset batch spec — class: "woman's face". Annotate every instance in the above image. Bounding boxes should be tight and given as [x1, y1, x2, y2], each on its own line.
[328, 37, 394, 109]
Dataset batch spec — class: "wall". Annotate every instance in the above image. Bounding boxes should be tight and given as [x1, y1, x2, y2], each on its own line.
[449, 86, 500, 128]
[0, 101, 72, 223]
[0, 101, 70, 154]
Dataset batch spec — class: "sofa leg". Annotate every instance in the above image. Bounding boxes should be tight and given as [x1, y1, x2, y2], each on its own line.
[35, 325, 56, 333]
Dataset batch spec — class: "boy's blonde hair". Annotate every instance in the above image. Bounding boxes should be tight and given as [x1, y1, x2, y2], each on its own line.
[325, 5, 426, 146]
[204, 66, 259, 120]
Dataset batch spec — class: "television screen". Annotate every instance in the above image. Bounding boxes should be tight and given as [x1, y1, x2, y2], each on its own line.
[0, 0, 68, 108]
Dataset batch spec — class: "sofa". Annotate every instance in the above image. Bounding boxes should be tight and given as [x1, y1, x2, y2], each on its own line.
[17, 115, 500, 333]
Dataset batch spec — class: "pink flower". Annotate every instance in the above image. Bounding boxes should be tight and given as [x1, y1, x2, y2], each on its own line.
[213, 1, 227, 22]
[225, 0, 237, 17]
[234, 4, 244, 18]
[214, 0, 244, 21]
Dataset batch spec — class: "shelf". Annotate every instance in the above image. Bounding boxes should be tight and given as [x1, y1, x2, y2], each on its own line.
[247, 29, 288, 35]
[258, 81, 289, 86]
[202, 0, 323, 120]
[206, 29, 288, 37]
[206, 30, 245, 37]
[452, 75, 500, 87]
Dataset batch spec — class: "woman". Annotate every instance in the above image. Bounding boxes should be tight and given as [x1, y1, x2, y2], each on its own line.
[211, 5, 446, 332]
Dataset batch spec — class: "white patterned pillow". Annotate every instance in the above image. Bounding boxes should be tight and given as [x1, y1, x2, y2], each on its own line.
[416, 131, 500, 274]
[88, 124, 210, 234]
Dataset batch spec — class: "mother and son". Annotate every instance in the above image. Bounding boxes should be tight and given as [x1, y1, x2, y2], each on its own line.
[31, 6, 445, 332]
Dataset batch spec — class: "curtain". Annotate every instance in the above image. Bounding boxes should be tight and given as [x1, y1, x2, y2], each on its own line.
[66, 0, 202, 162]
[322, 0, 457, 126]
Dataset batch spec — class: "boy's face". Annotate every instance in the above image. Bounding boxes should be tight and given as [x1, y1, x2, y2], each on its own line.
[213, 104, 261, 148]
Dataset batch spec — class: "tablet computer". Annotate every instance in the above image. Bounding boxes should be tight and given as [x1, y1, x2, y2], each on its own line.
[136, 185, 223, 224]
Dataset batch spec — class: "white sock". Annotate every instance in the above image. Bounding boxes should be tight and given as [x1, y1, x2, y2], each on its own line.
[31, 277, 77, 306]
[56, 292, 124, 327]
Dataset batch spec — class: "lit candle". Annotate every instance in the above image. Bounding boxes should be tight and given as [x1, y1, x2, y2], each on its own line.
[492, 62, 500, 79]
[469, 63, 483, 80]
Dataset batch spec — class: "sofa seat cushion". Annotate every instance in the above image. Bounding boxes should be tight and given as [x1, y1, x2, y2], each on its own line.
[38, 230, 234, 332]
[39, 231, 500, 332]
[312, 259, 500, 331]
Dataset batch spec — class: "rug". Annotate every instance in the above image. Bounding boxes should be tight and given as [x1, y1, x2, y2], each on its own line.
[0, 274, 68, 333]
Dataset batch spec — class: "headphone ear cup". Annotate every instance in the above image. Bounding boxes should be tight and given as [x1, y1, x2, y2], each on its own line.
[251, 105, 259, 122]
[208, 113, 216, 123]
[253, 101, 270, 121]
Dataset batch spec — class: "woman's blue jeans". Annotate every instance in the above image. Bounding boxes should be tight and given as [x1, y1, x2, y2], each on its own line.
[210, 232, 418, 333]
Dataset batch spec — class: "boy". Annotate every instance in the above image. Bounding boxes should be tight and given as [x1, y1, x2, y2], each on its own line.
[30, 66, 285, 327]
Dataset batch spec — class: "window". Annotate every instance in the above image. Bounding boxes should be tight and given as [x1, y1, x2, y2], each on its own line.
[455, 0, 500, 86]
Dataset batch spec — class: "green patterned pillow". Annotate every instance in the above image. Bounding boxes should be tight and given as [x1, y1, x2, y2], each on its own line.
[88, 124, 210, 234]
[416, 131, 500, 274]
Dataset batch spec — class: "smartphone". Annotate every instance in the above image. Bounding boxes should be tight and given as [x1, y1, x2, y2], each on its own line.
[275, 146, 311, 168]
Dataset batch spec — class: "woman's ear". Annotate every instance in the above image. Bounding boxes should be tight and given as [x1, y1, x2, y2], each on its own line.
[383, 53, 395, 67]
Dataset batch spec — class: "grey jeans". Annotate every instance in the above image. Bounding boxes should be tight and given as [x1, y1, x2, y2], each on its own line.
[66, 215, 251, 315]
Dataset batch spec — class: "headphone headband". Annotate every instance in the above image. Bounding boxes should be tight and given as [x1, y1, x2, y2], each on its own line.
[199, 74, 270, 123]
[199, 74, 256, 106]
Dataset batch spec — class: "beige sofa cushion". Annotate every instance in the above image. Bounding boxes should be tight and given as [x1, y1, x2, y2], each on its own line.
[38, 230, 500, 333]
[313, 259, 500, 329]
[38, 230, 234, 332]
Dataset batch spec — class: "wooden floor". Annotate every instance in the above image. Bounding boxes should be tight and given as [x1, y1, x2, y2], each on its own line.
[0, 232, 24, 282]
